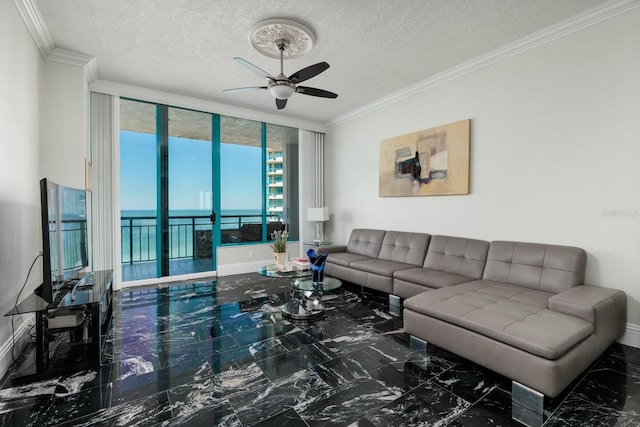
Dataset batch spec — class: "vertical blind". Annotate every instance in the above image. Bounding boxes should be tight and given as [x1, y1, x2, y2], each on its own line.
[89, 92, 115, 273]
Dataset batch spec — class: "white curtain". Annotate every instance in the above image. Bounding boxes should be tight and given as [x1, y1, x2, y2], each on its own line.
[299, 130, 326, 249]
[89, 92, 115, 274]
[314, 132, 325, 207]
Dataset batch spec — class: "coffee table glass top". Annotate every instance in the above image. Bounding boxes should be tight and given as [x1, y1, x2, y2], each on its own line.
[258, 264, 311, 278]
[291, 277, 342, 292]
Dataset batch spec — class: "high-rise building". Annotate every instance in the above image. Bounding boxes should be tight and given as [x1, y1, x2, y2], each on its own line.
[266, 149, 284, 220]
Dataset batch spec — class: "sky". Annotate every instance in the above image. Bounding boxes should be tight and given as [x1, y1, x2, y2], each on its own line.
[120, 131, 262, 212]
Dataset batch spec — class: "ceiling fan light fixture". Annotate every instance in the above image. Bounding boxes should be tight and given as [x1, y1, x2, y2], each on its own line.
[269, 83, 295, 99]
[225, 19, 337, 110]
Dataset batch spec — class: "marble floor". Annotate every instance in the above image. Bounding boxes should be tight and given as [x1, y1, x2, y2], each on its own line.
[1, 273, 639, 426]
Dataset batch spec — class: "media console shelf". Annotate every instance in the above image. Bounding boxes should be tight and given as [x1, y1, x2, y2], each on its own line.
[5, 269, 113, 385]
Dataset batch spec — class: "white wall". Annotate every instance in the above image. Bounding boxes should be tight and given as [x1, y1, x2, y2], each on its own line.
[0, 0, 45, 376]
[325, 10, 640, 336]
[0, 0, 89, 379]
[40, 60, 89, 188]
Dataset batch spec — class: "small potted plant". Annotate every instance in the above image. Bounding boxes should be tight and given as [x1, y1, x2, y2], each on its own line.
[271, 230, 288, 269]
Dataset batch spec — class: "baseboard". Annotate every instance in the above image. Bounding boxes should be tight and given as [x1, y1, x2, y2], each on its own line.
[618, 323, 640, 349]
[120, 270, 217, 290]
[0, 316, 33, 380]
[217, 260, 272, 276]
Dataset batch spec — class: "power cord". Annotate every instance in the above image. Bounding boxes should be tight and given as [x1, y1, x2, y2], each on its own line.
[27, 322, 37, 343]
[10, 252, 43, 366]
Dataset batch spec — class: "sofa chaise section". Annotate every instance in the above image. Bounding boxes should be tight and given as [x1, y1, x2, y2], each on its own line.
[392, 235, 490, 300]
[403, 240, 626, 399]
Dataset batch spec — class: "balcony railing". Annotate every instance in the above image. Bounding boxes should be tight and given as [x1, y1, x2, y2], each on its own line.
[57, 219, 88, 270]
[120, 214, 283, 264]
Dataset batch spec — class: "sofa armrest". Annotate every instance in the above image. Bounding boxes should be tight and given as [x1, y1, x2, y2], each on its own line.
[317, 244, 347, 254]
[549, 285, 627, 343]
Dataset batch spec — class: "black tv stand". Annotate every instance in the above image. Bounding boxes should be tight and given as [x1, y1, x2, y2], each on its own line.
[4, 270, 113, 385]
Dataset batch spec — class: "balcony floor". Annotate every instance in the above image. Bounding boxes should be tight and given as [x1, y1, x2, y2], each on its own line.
[122, 257, 213, 282]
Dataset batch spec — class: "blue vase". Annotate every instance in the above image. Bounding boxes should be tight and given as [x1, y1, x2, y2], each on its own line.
[307, 249, 327, 284]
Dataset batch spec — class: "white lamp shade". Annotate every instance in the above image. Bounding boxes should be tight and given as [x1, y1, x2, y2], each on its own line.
[269, 84, 295, 99]
[307, 207, 329, 222]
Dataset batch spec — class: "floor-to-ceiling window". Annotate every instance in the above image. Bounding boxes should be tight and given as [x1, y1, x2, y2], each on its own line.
[119, 100, 215, 281]
[219, 116, 263, 243]
[266, 123, 299, 240]
[167, 107, 214, 276]
[120, 99, 159, 281]
[119, 99, 299, 282]
[218, 118, 300, 244]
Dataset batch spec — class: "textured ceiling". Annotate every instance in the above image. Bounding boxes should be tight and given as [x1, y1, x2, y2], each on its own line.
[35, 0, 608, 124]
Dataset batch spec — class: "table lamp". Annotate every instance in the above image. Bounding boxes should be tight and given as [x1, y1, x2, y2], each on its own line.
[307, 207, 329, 244]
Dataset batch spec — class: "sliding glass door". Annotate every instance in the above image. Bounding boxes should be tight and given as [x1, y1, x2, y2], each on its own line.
[166, 106, 214, 276]
[120, 99, 158, 281]
[219, 116, 263, 243]
[120, 99, 215, 281]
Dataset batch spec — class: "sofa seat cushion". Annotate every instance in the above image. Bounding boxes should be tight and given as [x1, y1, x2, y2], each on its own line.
[350, 259, 416, 277]
[404, 280, 593, 360]
[326, 252, 374, 268]
[393, 267, 473, 289]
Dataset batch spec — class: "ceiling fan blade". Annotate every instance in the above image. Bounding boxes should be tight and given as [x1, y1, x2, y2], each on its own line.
[276, 98, 287, 110]
[289, 62, 330, 83]
[296, 86, 338, 98]
[223, 86, 267, 93]
[233, 57, 274, 81]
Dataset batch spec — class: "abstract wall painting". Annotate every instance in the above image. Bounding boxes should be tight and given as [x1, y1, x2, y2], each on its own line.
[379, 119, 470, 197]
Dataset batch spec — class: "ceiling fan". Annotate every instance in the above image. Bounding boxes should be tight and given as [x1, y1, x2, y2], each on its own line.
[224, 39, 338, 110]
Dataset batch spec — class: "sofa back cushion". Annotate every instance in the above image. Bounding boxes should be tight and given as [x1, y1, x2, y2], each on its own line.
[346, 229, 387, 258]
[483, 241, 587, 293]
[423, 235, 490, 279]
[378, 231, 431, 266]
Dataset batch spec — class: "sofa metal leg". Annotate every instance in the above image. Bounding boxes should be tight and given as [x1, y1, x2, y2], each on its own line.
[409, 335, 428, 352]
[512, 381, 544, 427]
[389, 294, 401, 317]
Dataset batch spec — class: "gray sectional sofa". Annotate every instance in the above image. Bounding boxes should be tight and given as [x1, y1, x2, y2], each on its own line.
[321, 228, 627, 408]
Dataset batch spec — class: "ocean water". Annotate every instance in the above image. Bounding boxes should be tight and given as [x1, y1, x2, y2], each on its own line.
[120, 209, 268, 262]
[121, 209, 265, 227]
[121, 209, 262, 218]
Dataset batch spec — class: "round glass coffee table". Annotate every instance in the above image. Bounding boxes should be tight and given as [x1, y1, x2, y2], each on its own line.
[281, 277, 342, 320]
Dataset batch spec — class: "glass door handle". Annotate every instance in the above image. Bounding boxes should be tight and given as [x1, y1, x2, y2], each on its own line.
[210, 212, 216, 224]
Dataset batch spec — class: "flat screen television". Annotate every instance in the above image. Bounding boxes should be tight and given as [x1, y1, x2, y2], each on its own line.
[38, 178, 89, 303]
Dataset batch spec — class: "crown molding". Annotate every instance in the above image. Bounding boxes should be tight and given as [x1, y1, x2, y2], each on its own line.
[13, 0, 54, 57]
[14, 0, 98, 81]
[326, 0, 640, 127]
[84, 57, 100, 83]
[47, 48, 99, 82]
[47, 48, 93, 67]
